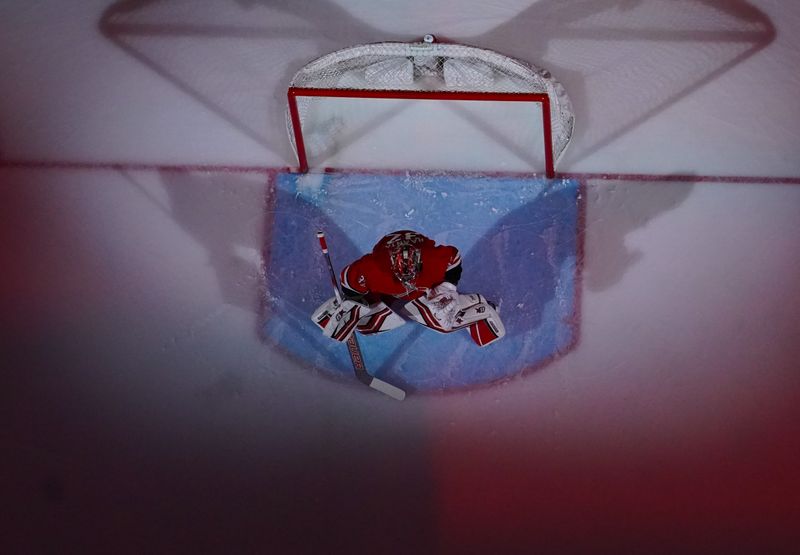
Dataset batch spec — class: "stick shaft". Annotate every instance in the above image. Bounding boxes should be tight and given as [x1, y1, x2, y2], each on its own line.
[316, 231, 370, 383]
[317, 232, 343, 301]
[315, 231, 406, 400]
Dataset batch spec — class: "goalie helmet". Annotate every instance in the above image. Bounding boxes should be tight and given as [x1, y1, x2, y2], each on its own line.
[377, 230, 425, 285]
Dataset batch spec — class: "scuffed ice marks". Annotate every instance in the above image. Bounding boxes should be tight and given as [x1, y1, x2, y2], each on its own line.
[295, 172, 326, 197]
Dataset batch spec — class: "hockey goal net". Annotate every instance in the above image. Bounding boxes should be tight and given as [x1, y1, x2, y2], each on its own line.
[286, 38, 574, 178]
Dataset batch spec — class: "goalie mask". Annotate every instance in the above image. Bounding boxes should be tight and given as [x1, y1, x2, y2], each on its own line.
[379, 230, 425, 285]
[390, 242, 422, 283]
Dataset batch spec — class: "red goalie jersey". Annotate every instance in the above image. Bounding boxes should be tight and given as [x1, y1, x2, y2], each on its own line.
[340, 230, 462, 302]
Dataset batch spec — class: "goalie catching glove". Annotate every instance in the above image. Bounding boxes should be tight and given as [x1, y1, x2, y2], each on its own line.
[409, 281, 460, 331]
[406, 284, 506, 347]
[311, 296, 367, 343]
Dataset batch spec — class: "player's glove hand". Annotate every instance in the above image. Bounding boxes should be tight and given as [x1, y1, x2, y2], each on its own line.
[424, 281, 459, 330]
[311, 296, 366, 342]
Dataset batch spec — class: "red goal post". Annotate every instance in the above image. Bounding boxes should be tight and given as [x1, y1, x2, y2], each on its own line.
[286, 39, 573, 179]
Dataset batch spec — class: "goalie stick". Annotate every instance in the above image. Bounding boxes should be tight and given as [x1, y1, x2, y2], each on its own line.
[316, 231, 406, 401]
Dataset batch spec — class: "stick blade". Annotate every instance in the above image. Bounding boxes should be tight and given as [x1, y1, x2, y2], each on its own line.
[369, 378, 406, 401]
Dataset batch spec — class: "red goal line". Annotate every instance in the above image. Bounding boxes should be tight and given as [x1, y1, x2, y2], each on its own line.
[1, 159, 799, 186]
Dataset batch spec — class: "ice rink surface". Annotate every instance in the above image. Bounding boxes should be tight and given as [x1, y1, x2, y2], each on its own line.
[2, 1, 799, 554]
[264, 173, 580, 391]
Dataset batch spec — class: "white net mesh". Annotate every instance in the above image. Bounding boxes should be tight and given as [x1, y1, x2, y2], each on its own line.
[287, 40, 574, 172]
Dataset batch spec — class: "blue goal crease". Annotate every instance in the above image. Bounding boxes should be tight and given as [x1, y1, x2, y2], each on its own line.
[263, 171, 581, 391]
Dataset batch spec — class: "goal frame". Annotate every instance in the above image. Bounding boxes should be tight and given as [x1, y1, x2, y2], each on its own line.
[287, 86, 556, 179]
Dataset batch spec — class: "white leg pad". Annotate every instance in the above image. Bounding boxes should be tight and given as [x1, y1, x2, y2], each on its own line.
[356, 302, 406, 335]
[403, 293, 506, 346]
[404, 297, 452, 332]
[452, 294, 506, 347]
